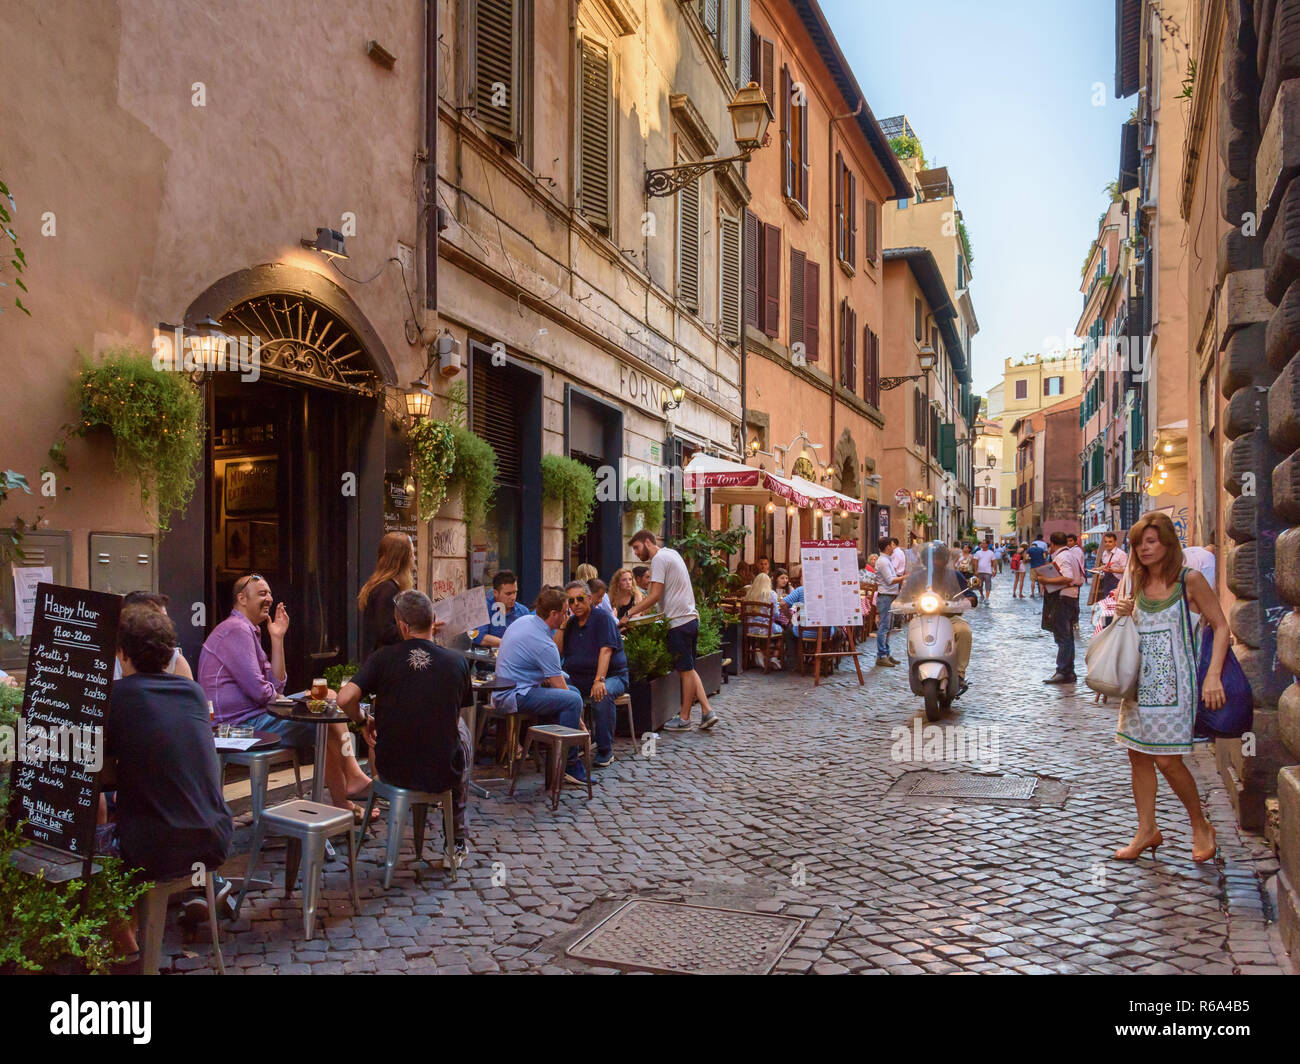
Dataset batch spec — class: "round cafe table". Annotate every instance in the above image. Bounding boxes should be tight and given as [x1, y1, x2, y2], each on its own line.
[264, 700, 350, 804]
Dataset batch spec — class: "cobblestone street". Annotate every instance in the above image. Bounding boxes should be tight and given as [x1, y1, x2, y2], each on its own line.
[175, 592, 1295, 975]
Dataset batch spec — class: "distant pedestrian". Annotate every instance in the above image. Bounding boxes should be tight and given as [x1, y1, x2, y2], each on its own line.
[1111, 512, 1230, 863]
[1035, 532, 1084, 683]
[973, 541, 997, 602]
[873, 536, 901, 667]
[1092, 531, 1128, 602]
[1010, 543, 1028, 597]
[1026, 537, 1049, 598]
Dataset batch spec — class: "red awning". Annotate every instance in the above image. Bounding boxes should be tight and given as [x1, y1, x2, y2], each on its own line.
[683, 455, 814, 508]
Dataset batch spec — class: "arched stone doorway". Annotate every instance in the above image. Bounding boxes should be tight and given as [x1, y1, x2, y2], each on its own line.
[161, 265, 399, 676]
[830, 428, 861, 543]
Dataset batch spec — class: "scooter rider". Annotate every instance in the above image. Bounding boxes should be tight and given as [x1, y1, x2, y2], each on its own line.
[898, 542, 974, 695]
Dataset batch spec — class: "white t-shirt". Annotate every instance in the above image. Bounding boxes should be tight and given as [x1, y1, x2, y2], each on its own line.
[1183, 546, 1215, 588]
[1051, 548, 1084, 599]
[1098, 546, 1128, 575]
[973, 549, 996, 574]
[649, 546, 698, 628]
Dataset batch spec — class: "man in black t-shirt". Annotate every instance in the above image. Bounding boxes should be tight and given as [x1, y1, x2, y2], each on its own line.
[338, 590, 473, 854]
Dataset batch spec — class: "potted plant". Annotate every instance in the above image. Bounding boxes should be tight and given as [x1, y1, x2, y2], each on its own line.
[695, 604, 725, 696]
[622, 617, 679, 734]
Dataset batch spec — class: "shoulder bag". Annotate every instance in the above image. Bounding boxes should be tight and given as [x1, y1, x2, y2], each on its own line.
[1084, 568, 1141, 700]
[1177, 569, 1253, 739]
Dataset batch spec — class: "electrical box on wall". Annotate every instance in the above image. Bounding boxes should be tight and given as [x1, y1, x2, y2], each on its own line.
[89, 533, 155, 595]
[1, 529, 73, 670]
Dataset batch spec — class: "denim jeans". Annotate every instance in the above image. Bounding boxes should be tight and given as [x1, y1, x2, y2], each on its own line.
[516, 684, 585, 765]
[576, 674, 627, 757]
[1051, 595, 1079, 675]
[876, 595, 896, 659]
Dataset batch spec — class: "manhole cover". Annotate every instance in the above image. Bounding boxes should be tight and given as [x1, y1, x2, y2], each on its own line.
[566, 900, 805, 974]
[904, 772, 1039, 800]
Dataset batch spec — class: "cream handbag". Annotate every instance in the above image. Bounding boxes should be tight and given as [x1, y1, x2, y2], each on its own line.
[1084, 570, 1141, 701]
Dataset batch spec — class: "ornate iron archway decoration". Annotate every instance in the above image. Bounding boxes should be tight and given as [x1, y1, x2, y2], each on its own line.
[220, 296, 383, 397]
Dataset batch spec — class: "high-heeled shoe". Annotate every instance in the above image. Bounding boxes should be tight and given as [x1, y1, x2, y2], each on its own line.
[1192, 826, 1217, 863]
[1113, 830, 1163, 860]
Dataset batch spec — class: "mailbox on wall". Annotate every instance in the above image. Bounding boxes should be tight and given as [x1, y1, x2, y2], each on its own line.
[89, 532, 155, 596]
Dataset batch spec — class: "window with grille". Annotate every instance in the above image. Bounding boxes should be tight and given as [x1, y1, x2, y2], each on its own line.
[576, 37, 612, 234]
[471, 0, 524, 155]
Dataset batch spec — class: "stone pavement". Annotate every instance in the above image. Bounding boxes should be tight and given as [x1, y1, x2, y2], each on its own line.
[173, 588, 1296, 975]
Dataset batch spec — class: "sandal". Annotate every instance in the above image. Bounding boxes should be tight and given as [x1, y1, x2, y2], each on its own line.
[349, 802, 380, 824]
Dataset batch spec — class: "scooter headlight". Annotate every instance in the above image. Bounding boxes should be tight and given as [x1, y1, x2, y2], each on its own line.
[919, 593, 940, 614]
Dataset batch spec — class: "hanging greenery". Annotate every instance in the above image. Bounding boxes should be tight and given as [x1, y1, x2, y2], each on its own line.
[0, 178, 31, 316]
[624, 475, 665, 531]
[889, 134, 926, 168]
[407, 417, 456, 521]
[541, 454, 596, 545]
[74, 348, 204, 534]
[449, 424, 497, 528]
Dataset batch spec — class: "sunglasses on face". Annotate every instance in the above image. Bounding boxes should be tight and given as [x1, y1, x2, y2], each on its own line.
[567, 595, 587, 604]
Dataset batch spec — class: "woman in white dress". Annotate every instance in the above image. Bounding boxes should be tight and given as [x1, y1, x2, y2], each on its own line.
[1111, 513, 1230, 863]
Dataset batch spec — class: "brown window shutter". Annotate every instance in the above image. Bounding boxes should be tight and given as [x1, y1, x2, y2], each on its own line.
[804, 259, 819, 360]
[762, 223, 780, 336]
[864, 199, 878, 261]
[835, 153, 844, 262]
[577, 38, 612, 232]
[847, 171, 857, 267]
[798, 96, 810, 210]
[761, 38, 774, 106]
[848, 308, 857, 393]
[789, 247, 805, 352]
[743, 209, 760, 329]
[781, 66, 792, 199]
[914, 298, 922, 342]
[837, 299, 845, 383]
[749, 29, 759, 91]
[720, 213, 741, 342]
[473, 0, 519, 148]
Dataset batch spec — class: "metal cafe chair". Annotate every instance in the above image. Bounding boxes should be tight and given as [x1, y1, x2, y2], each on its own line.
[356, 778, 457, 889]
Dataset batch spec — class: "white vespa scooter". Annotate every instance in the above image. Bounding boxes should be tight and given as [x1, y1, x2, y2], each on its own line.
[893, 572, 980, 722]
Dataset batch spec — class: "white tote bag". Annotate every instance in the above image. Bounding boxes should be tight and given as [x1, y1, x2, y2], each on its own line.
[1084, 571, 1141, 700]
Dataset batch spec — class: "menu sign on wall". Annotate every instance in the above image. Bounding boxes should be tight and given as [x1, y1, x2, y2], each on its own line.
[6, 584, 120, 857]
[799, 540, 863, 629]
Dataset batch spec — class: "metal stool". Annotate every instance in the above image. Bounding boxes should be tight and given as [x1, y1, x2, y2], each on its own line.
[233, 799, 360, 940]
[356, 778, 457, 888]
[137, 871, 225, 975]
[218, 744, 303, 825]
[509, 724, 592, 810]
[581, 693, 638, 749]
[482, 700, 534, 774]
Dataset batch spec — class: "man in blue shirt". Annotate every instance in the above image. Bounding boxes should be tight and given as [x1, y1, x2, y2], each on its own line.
[494, 587, 588, 785]
[1026, 537, 1049, 598]
[559, 581, 628, 768]
[783, 586, 836, 640]
[470, 569, 530, 647]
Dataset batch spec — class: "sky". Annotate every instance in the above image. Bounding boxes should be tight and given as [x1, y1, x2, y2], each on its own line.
[822, 0, 1123, 397]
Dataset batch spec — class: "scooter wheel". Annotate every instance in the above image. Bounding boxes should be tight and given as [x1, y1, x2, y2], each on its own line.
[922, 678, 942, 721]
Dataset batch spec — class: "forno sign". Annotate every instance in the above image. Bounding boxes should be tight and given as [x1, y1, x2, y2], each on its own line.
[619, 365, 667, 415]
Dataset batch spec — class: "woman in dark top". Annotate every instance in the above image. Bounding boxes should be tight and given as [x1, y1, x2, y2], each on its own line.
[358, 532, 416, 659]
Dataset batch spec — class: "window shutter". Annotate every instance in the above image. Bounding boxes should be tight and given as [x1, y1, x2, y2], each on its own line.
[865, 326, 879, 407]
[760, 38, 774, 106]
[835, 152, 845, 262]
[748, 29, 759, 91]
[837, 299, 846, 384]
[577, 38, 612, 233]
[702, 0, 719, 38]
[847, 170, 857, 267]
[940, 423, 956, 473]
[914, 298, 922, 342]
[864, 200, 877, 262]
[762, 223, 780, 336]
[472, 0, 519, 148]
[781, 66, 792, 199]
[1043, 376, 1050, 396]
[804, 259, 819, 361]
[677, 174, 700, 313]
[798, 94, 810, 210]
[720, 213, 741, 342]
[789, 247, 805, 351]
[848, 307, 857, 392]
[737, 0, 750, 85]
[743, 209, 760, 329]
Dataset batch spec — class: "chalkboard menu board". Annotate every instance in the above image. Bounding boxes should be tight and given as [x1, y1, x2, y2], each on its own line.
[6, 583, 120, 858]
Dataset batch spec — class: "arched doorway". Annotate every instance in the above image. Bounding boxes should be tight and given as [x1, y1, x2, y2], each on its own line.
[162, 266, 397, 678]
[830, 429, 861, 544]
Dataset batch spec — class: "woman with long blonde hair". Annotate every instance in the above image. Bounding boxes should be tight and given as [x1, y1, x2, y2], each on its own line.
[1111, 513, 1229, 863]
[744, 571, 784, 669]
[608, 567, 643, 619]
[358, 533, 416, 658]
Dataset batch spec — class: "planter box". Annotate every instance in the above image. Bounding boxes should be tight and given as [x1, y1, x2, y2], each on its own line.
[696, 651, 723, 696]
[626, 673, 681, 735]
[721, 623, 742, 675]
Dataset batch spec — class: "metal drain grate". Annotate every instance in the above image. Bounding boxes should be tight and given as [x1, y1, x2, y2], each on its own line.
[566, 900, 805, 974]
[904, 772, 1039, 800]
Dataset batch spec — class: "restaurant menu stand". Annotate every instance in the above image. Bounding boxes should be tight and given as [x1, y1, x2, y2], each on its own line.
[5, 583, 121, 895]
[798, 540, 865, 687]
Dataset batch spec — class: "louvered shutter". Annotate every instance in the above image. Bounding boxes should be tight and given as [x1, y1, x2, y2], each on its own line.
[849, 308, 857, 392]
[864, 199, 878, 262]
[720, 213, 741, 342]
[743, 209, 760, 329]
[865, 326, 879, 406]
[762, 223, 780, 336]
[914, 298, 922, 342]
[473, 352, 523, 486]
[847, 171, 857, 267]
[789, 247, 805, 352]
[835, 153, 845, 262]
[781, 66, 792, 198]
[577, 38, 612, 232]
[473, 0, 519, 148]
[737, 0, 751, 87]
[837, 299, 845, 384]
[798, 92, 809, 211]
[804, 260, 819, 361]
[717, 0, 729, 59]
[677, 173, 700, 313]
[761, 38, 774, 106]
[702, 0, 720, 44]
[749, 29, 759, 90]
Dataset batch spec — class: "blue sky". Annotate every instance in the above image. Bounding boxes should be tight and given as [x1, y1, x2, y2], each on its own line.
[822, 0, 1122, 396]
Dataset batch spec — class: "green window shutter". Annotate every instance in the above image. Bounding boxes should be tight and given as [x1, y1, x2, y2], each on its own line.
[940, 422, 956, 473]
